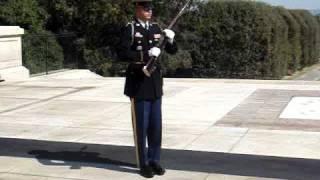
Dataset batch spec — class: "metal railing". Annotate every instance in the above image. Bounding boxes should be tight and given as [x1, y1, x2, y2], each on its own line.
[22, 32, 82, 75]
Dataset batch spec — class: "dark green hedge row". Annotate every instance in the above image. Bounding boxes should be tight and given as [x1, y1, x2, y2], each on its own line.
[1, 0, 319, 79]
[178, 1, 320, 79]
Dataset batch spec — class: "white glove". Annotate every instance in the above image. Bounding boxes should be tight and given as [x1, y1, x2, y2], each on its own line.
[148, 47, 161, 57]
[163, 29, 175, 43]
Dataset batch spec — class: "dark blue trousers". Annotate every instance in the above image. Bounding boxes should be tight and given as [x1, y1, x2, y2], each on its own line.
[131, 98, 162, 168]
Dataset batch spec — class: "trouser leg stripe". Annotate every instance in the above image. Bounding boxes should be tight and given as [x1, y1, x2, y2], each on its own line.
[131, 98, 140, 168]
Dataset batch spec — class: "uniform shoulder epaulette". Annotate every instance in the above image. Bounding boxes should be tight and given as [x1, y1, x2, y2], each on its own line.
[126, 21, 136, 27]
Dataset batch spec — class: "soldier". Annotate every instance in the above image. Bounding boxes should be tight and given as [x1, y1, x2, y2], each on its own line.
[118, 0, 178, 178]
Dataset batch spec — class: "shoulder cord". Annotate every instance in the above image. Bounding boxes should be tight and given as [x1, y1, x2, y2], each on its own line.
[130, 21, 135, 46]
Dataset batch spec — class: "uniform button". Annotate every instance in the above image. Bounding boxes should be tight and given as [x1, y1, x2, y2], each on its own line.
[149, 40, 153, 44]
[138, 41, 142, 44]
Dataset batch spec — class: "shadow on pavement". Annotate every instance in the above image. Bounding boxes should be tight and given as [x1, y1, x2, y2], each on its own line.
[28, 150, 137, 174]
[0, 137, 319, 179]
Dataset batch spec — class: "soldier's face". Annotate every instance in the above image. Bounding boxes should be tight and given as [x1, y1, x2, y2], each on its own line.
[136, 5, 153, 21]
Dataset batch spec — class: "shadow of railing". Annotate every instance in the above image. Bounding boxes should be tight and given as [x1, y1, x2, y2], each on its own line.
[0, 137, 319, 179]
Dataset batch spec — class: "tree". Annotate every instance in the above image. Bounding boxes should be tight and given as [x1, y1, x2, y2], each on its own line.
[0, 0, 47, 32]
[2, 0, 320, 79]
[0, 0, 64, 74]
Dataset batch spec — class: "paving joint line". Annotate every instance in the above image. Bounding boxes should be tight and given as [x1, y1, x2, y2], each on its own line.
[204, 173, 212, 180]
[0, 84, 92, 89]
[3, 172, 87, 180]
[0, 96, 40, 100]
[228, 128, 250, 153]
[181, 89, 257, 150]
[182, 122, 220, 150]
[0, 122, 133, 132]
[0, 87, 95, 115]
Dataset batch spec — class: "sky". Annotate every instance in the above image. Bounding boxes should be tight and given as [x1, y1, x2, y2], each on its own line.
[257, 0, 320, 10]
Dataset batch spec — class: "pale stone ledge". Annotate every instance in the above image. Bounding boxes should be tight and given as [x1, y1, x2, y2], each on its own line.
[0, 26, 29, 82]
[0, 26, 24, 37]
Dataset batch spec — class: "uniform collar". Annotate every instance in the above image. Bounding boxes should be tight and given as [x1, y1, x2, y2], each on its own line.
[136, 18, 150, 29]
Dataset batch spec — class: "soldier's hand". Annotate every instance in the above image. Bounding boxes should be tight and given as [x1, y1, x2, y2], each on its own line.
[163, 29, 175, 43]
[148, 47, 161, 57]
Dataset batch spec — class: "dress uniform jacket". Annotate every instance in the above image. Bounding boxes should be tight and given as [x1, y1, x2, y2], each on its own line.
[118, 18, 178, 100]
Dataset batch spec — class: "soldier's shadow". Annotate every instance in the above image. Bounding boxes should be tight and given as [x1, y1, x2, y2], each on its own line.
[28, 149, 137, 174]
[1, 137, 320, 179]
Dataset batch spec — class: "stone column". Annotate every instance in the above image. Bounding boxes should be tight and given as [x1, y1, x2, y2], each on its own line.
[0, 26, 29, 81]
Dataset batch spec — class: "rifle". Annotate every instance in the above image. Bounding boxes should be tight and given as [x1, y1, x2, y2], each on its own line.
[143, 0, 192, 77]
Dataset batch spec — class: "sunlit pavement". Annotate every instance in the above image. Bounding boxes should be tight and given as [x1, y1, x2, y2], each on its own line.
[1, 70, 320, 180]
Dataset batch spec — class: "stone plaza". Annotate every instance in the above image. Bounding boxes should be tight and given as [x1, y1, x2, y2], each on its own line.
[1, 70, 320, 180]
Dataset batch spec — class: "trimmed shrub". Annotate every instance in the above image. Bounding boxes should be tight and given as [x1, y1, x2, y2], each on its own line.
[23, 31, 64, 74]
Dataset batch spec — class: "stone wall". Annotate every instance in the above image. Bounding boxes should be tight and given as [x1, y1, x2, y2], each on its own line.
[0, 26, 29, 81]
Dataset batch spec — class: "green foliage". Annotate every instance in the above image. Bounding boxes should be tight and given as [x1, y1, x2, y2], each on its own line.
[23, 31, 64, 74]
[0, 0, 64, 74]
[177, 1, 320, 79]
[267, 7, 289, 79]
[276, 7, 302, 74]
[1, 0, 320, 79]
[0, 0, 47, 32]
[83, 48, 112, 76]
[290, 10, 320, 67]
[161, 50, 193, 77]
[188, 1, 279, 78]
[39, 0, 133, 76]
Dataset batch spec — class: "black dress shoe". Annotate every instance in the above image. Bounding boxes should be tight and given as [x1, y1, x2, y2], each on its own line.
[140, 166, 154, 178]
[150, 162, 165, 175]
